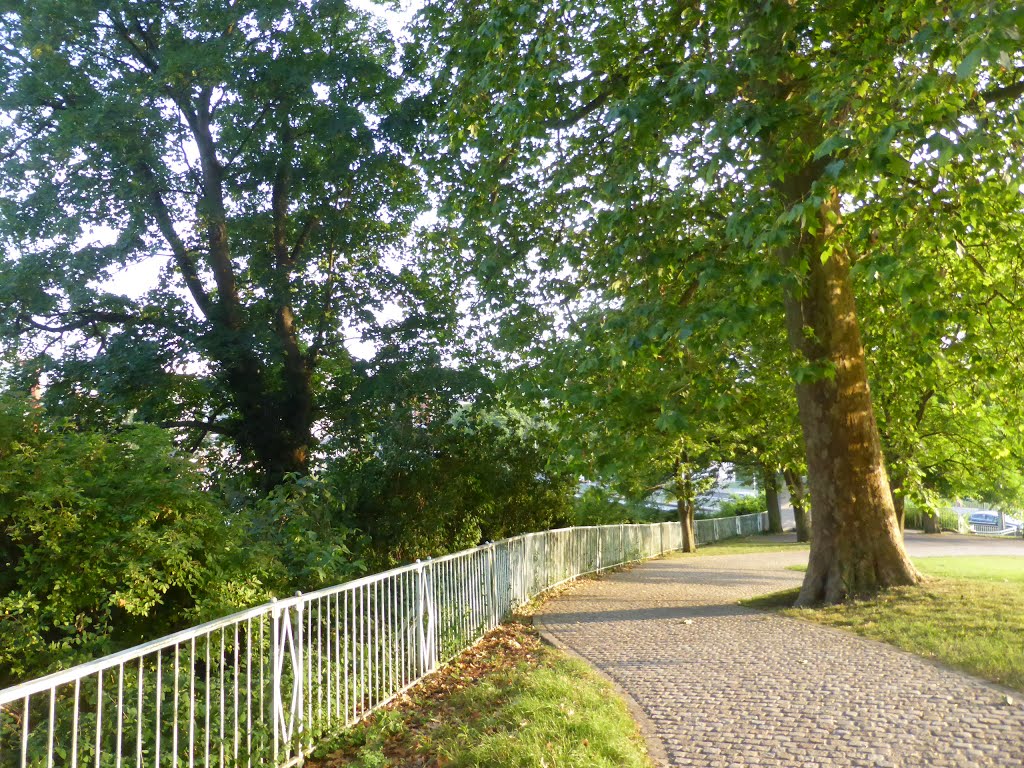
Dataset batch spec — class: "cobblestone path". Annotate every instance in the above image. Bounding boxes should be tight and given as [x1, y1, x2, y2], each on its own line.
[535, 551, 1024, 768]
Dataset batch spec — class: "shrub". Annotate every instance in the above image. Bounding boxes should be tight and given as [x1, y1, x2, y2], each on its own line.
[335, 407, 576, 568]
[716, 492, 766, 517]
[0, 395, 244, 683]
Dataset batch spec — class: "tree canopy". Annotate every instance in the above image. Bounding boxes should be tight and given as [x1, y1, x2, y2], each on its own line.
[0, 0, 445, 485]
[413, 0, 1024, 602]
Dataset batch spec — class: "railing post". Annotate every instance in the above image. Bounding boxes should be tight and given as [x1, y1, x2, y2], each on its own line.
[270, 597, 281, 765]
[294, 592, 305, 759]
[415, 560, 426, 675]
[485, 542, 497, 627]
[544, 531, 551, 589]
[416, 558, 437, 675]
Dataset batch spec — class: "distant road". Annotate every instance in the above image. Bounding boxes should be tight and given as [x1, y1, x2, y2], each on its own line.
[775, 486, 1024, 556]
[766, 529, 1024, 556]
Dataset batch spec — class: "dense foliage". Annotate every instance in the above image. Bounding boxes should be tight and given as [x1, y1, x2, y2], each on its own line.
[0, 394, 250, 683]
[0, 389, 574, 683]
[337, 406, 576, 568]
[412, 0, 1024, 601]
[717, 494, 768, 519]
[0, 0, 440, 486]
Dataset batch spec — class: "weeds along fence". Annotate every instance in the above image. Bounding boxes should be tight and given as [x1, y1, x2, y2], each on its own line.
[0, 513, 766, 768]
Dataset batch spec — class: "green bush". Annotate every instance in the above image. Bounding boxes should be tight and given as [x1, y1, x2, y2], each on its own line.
[0, 393, 574, 682]
[715, 493, 766, 517]
[334, 407, 576, 568]
[0, 395, 246, 683]
[0, 394, 370, 685]
[242, 475, 367, 596]
[572, 488, 629, 525]
[572, 488, 675, 525]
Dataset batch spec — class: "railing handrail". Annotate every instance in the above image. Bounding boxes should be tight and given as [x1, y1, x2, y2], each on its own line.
[0, 513, 767, 768]
[0, 519, 698, 705]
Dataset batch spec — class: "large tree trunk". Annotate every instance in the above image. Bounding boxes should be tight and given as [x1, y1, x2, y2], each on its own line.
[780, 188, 919, 605]
[784, 468, 811, 543]
[225, 353, 314, 489]
[763, 467, 783, 534]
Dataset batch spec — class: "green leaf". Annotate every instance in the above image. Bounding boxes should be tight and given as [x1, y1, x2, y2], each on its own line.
[955, 45, 985, 81]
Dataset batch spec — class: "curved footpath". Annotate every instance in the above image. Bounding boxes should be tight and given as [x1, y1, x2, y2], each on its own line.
[535, 537, 1024, 768]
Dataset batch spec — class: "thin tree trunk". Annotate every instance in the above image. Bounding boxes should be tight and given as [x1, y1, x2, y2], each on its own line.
[923, 512, 942, 534]
[763, 467, 783, 534]
[780, 187, 919, 605]
[893, 491, 906, 534]
[678, 495, 696, 553]
[675, 459, 697, 552]
[784, 468, 811, 543]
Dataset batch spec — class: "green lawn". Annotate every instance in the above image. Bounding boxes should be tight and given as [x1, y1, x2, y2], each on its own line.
[914, 556, 1024, 584]
[311, 620, 652, 768]
[672, 535, 809, 557]
[745, 556, 1024, 692]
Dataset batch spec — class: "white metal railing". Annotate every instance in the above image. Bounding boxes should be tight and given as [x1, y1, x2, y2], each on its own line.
[0, 513, 766, 768]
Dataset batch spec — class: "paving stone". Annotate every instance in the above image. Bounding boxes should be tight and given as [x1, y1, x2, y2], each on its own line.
[534, 551, 1024, 768]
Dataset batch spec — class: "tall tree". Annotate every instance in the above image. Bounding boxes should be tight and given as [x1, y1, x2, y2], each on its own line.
[414, 0, 1024, 602]
[0, 0, 429, 485]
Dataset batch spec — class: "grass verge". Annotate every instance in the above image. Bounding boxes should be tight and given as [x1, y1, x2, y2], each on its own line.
[743, 556, 1024, 692]
[309, 619, 652, 768]
[671, 535, 809, 557]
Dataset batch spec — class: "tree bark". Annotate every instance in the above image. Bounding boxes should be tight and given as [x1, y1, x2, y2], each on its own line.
[784, 468, 811, 543]
[892, 485, 906, 533]
[229, 367, 313, 489]
[678, 495, 696, 553]
[763, 467, 783, 534]
[922, 512, 942, 534]
[780, 187, 919, 605]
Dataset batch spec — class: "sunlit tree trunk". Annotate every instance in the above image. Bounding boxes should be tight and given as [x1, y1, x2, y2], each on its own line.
[674, 458, 697, 552]
[780, 187, 919, 605]
[891, 477, 907, 533]
[677, 495, 697, 553]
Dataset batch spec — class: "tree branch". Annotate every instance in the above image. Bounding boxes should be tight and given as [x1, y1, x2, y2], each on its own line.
[543, 75, 627, 130]
[222, 102, 275, 168]
[109, 13, 160, 73]
[289, 216, 320, 263]
[983, 68, 1024, 104]
[913, 388, 934, 428]
[139, 164, 215, 320]
[188, 89, 243, 329]
[160, 419, 237, 436]
[16, 310, 139, 334]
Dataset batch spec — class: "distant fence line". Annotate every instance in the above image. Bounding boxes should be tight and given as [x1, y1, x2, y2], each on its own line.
[0, 513, 767, 768]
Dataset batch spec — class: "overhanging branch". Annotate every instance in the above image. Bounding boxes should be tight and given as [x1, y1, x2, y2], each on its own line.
[160, 419, 236, 436]
[983, 68, 1024, 104]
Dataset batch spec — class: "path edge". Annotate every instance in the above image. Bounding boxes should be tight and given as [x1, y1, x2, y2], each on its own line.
[534, 613, 671, 768]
